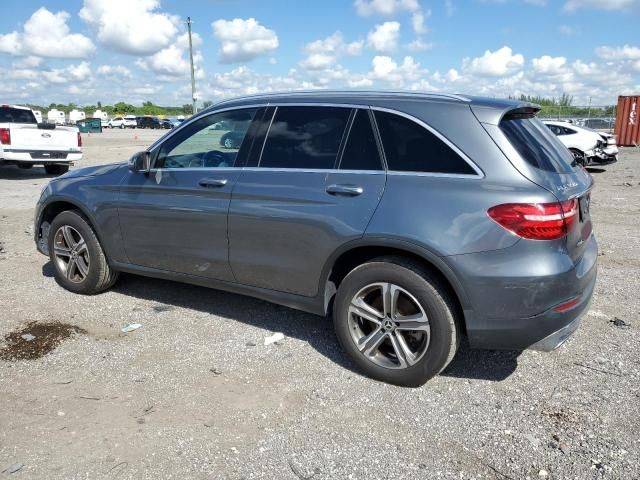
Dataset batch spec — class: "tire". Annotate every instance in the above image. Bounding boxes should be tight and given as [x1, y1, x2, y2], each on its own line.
[333, 256, 460, 387]
[119, 124, 124, 129]
[44, 164, 69, 175]
[570, 149, 586, 166]
[48, 210, 118, 295]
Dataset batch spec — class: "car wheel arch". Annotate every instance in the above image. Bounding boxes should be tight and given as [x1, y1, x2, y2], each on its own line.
[320, 238, 471, 325]
[38, 198, 106, 257]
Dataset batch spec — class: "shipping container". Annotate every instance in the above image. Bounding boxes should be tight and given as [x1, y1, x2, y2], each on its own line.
[614, 95, 640, 146]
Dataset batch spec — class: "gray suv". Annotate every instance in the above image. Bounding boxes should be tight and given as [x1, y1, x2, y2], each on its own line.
[34, 91, 597, 386]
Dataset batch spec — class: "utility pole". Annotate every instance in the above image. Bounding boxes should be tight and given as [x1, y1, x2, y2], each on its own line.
[187, 16, 197, 115]
[587, 96, 592, 121]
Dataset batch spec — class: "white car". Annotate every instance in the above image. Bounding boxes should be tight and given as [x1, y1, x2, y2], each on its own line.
[543, 120, 617, 166]
[108, 116, 137, 129]
[0, 104, 81, 175]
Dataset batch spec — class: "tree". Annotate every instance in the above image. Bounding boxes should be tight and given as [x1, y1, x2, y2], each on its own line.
[202, 101, 213, 109]
[97, 101, 102, 109]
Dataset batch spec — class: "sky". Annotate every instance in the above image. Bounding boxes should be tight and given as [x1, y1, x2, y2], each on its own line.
[0, 0, 639, 108]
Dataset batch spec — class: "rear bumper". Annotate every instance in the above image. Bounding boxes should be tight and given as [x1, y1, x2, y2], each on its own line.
[445, 234, 598, 350]
[0, 150, 81, 164]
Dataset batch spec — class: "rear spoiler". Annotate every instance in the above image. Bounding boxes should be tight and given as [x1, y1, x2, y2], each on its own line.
[471, 102, 541, 126]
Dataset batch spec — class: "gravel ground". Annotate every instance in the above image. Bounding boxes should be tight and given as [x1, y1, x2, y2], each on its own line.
[0, 129, 639, 479]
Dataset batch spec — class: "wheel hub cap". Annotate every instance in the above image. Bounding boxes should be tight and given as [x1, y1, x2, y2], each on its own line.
[53, 225, 90, 284]
[347, 282, 431, 370]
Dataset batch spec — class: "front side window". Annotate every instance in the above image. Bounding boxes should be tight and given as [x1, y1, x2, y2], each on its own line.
[155, 108, 257, 169]
[374, 110, 476, 175]
[260, 106, 350, 169]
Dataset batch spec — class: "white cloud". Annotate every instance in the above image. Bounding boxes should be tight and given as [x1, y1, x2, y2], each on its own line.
[595, 44, 640, 60]
[462, 46, 524, 76]
[97, 65, 131, 77]
[412, 10, 428, 34]
[354, 0, 420, 16]
[212, 18, 279, 63]
[13, 56, 43, 68]
[79, 0, 179, 55]
[532, 55, 567, 75]
[564, 0, 639, 11]
[370, 55, 424, 84]
[558, 25, 576, 36]
[407, 39, 433, 51]
[445, 0, 455, 16]
[0, 7, 95, 59]
[41, 62, 92, 85]
[367, 22, 400, 52]
[299, 32, 363, 70]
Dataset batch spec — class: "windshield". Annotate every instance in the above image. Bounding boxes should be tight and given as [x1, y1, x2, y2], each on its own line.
[0, 107, 37, 124]
[500, 115, 575, 174]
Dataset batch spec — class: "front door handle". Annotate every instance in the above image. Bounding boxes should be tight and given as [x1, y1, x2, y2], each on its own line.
[326, 184, 364, 197]
[199, 177, 228, 188]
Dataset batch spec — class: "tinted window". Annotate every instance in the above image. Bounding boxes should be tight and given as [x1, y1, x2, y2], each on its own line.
[0, 107, 37, 124]
[339, 110, 382, 171]
[374, 111, 475, 174]
[500, 115, 574, 174]
[260, 106, 350, 169]
[563, 127, 577, 135]
[155, 108, 257, 169]
[546, 124, 562, 136]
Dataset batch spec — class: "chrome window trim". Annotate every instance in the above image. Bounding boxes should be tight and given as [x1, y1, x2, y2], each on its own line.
[147, 167, 386, 174]
[149, 102, 484, 178]
[370, 106, 484, 178]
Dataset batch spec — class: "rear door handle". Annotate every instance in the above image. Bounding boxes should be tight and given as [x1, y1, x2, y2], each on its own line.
[198, 177, 228, 188]
[326, 184, 363, 197]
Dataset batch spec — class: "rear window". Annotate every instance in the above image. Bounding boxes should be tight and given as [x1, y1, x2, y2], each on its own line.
[500, 115, 575, 174]
[374, 110, 476, 175]
[0, 107, 37, 124]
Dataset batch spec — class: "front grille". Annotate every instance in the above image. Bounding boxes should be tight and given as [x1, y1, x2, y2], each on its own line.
[29, 151, 68, 160]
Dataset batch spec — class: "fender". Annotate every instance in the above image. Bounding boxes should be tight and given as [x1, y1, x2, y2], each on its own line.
[318, 235, 472, 312]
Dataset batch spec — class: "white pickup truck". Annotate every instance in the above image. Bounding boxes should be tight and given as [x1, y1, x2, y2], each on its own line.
[0, 104, 82, 175]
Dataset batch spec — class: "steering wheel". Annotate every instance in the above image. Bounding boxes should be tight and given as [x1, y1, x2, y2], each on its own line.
[202, 150, 229, 168]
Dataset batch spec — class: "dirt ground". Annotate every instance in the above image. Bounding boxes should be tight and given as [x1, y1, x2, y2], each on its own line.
[0, 129, 638, 479]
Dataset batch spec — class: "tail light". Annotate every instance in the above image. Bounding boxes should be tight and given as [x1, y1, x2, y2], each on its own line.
[488, 199, 578, 240]
[77, 132, 82, 147]
[0, 128, 10, 145]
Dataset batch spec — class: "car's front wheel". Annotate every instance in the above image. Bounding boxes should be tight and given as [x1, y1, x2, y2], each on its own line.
[48, 210, 118, 294]
[333, 256, 460, 387]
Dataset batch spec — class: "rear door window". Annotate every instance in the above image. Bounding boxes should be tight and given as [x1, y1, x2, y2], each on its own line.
[374, 110, 476, 175]
[339, 109, 382, 171]
[260, 106, 350, 169]
[500, 115, 574, 174]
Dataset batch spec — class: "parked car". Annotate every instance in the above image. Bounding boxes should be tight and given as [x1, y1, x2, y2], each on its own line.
[160, 119, 174, 129]
[0, 104, 81, 175]
[34, 91, 596, 386]
[165, 118, 181, 128]
[219, 130, 245, 148]
[137, 117, 164, 129]
[108, 116, 136, 129]
[581, 118, 614, 131]
[543, 120, 616, 165]
[124, 115, 138, 127]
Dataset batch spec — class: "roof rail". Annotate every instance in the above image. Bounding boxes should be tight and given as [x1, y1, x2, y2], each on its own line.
[209, 89, 471, 109]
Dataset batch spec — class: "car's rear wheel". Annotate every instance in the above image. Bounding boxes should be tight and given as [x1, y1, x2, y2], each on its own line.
[48, 210, 118, 294]
[333, 256, 460, 387]
[570, 148, 587, 166]
[44, 164, 69, 175]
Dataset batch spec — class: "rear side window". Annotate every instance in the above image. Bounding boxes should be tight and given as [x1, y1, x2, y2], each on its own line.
[339, 110, 382, 171]
[0, 107, 37, 124]
[260, 106, 350, 169]
[500, 115, 574, 174]
[374, 111, 476, 174]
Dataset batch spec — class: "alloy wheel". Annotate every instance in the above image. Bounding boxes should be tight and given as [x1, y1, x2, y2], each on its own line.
[53, 225, 90, 283]
[348, 282, 430, 369]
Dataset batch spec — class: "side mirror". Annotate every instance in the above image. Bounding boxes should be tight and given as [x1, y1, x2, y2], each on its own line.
[128, 151, 150, 173]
